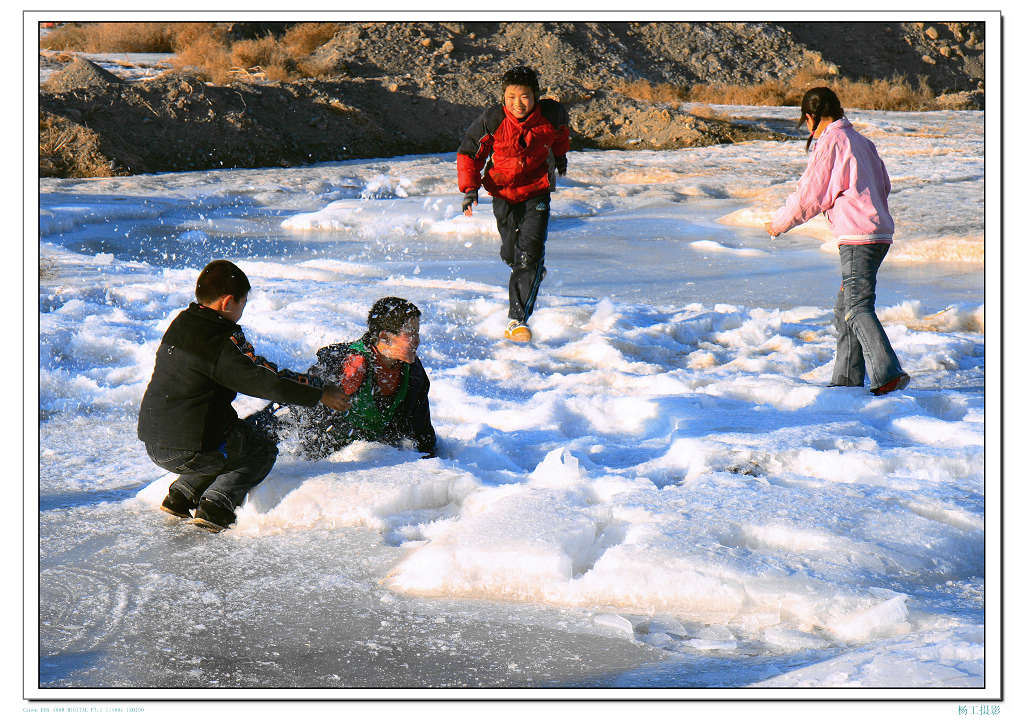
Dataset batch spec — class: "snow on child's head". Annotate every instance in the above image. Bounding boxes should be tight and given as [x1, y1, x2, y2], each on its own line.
[368, 296, 421, 364]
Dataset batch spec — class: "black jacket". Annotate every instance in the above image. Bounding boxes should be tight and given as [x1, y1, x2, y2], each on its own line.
[289, 340, 437, 459]
[137, 303, 324, 451]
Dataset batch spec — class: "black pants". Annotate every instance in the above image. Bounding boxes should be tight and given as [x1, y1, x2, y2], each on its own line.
[492, 193, 550, 322]
[145, 416, 278, 512]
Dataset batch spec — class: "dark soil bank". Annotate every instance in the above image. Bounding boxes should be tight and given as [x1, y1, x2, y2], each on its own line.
[39, 21, 985, 178]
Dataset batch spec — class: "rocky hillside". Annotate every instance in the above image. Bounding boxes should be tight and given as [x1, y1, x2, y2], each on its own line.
[39, 21, 985, 178]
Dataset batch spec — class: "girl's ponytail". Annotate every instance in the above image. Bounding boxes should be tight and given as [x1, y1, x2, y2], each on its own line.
[799, 87, 844, 152]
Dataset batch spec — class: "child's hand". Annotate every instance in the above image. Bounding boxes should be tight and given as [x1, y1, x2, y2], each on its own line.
[555, 155, 567, 176]
[320, 384, 353, 412]
[462, 190, 478, 216]
[763, 221, 778, 238]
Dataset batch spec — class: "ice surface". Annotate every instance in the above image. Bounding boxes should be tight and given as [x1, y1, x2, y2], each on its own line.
[36, 105, 987, 690]
[40, 50, 174, 83]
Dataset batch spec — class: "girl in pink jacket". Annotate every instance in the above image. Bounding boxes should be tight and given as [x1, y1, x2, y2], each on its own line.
[767, 87, 910, 396]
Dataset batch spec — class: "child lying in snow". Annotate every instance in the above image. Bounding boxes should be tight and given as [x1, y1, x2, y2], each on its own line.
[250, 296, 437, 460]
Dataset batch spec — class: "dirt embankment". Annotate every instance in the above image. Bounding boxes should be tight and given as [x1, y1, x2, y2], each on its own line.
[39, 21, 985, 178]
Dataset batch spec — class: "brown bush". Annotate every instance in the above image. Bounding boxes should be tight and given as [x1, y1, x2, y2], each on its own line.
[39, 23, 90, 51]
[41, 22, 178, 53]
[39, 23, 946, 110]
[296, 54, 341, 79]
[684, 82, 791, 107]
[613, 79, 686, 104]
[171, 32, 233, 84]
[282, 22, 341, 56]
[44, 21, 362, 82]
[167, 23, 343, 82]
[169, 23, 229, 53]
[230, 36, 278, 69]
[234, 36, 306, 81]
[833, 75, 936, 111]
[642, 63, 939, 112]
[39, 111, 112, 178]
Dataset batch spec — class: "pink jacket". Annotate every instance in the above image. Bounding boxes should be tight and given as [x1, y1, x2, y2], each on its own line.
[771, 117, 894, 244]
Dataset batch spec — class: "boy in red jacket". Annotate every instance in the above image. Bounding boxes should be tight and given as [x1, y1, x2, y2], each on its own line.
[458, 65, 570, 343]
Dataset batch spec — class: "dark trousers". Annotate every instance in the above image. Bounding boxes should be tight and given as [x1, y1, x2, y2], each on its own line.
[831, 243, 904, 390]
[492, 193, 550, 322]
[145, 416, 278, 512]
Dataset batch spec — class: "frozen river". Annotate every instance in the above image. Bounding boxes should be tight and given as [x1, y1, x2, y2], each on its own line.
[35, 105, 988, 695]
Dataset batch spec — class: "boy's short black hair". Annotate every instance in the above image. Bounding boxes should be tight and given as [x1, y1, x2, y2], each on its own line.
[195, 260, 251, 305]
[501, 65, 540, 96]
[367, 297, 421, 340]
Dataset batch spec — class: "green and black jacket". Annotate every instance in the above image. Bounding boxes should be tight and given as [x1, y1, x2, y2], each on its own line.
[292, 336, 436, 459]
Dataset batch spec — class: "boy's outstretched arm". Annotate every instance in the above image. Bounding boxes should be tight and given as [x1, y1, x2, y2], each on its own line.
[456, 107, 501, 216]
[212, 329, 349, 410]
[319, 385, 352, 412]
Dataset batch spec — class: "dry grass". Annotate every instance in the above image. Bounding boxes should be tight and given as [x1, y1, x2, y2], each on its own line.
[616, 64, 940, 112]
[42, 22, 343, 83]
[832, 75, 935, 111]
[228, 36, 297, 81]
[171, 31, 233, 84]
[43, 22, 947, 109]
[282, 22, 341, 56]
[41, 22, 178, 53]
[612, 79, 686, 104]
[168, 23, 229, 52]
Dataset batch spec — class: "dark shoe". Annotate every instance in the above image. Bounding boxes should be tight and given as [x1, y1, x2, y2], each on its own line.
[192, 499, 236, 533]
[871, 372, 911, 396]
[160, 489, 195, 519]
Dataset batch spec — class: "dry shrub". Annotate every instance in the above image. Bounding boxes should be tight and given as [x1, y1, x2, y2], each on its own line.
[169, 23, 228, 52]
[40, 23, 90, 51]
[39, 111, 111, 178]
[41, 22, 177, 52]
[231, 36, 281, 69]
[614, 79, 686, 104]
[282, 22, 341, 56]
[169, 24, 342, 83]
[684, 82, 790, 107]
[296, 54, 341, 79]
[171, 32, 233, 84]
[230, 36, 297, 81]
[679, 64, 937, 111]
[833, 75, 935, 111]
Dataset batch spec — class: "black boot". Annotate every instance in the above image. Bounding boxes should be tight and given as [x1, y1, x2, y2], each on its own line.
[160, 488, 196, 519]
[192, 499, 237, 533]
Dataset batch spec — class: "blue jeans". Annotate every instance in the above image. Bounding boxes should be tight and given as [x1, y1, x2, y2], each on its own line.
[831, 243, 904, 390]
[146, 417, 278, 512]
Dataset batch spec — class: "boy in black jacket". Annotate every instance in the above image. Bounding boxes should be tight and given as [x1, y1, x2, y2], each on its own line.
[137, 260, 350, 532]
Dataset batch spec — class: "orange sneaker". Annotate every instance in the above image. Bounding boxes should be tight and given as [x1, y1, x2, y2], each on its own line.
[504, 320, 532, 343]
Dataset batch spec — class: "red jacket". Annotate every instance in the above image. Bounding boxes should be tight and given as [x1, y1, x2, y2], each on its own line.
[457, 99, 570, 204]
